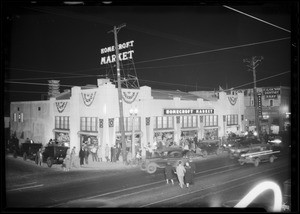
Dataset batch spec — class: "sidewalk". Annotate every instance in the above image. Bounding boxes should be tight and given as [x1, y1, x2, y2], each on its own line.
[6, 151, 229, 172]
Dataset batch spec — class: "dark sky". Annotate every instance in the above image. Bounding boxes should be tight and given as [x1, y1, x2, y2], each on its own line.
[3, 1, 295, 106]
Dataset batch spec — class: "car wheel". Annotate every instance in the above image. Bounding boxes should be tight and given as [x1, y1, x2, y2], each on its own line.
[239, 161, 245, 165]
[269, 155, 275, 163]
[146, 163, 157, 174]
[23, 152, 27, 161]
[202, 150, 208, 158]
[47, 157, 53, 168]
[254, 158, 260, 167]
[140, 161, 147, 171]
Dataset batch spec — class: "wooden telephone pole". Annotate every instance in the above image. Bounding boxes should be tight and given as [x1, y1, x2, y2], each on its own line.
[243, 56, 263, 139]
[108, 24, 127, 163]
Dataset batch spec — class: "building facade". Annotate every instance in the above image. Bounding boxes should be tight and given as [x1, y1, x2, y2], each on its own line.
[10, 79, 245, 158]
[243, 86, 291, 134]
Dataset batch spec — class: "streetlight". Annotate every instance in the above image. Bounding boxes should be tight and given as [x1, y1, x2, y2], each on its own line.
[129, 107, 138, 161]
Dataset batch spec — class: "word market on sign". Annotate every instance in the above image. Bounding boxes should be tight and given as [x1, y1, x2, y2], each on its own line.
[100, 40, 135, 65]
[100, 51, 134, 65]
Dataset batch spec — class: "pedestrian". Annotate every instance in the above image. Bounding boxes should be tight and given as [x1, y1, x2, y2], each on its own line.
[84, 147, 89, 165]
[91, 145, 97, 162]
[183, 142, 190, 157]
[70, 146, 76, 168]
[116, 143, 121, 161]
[62, 153, 71, 171]
[36, 148, 43, 166]
[184, 162, 193, 188]
[97, 145, 102, 162]
[188, 158, 196, 184]
[111, 145, 116, 162]
[175, 160, 186, 188]
[79, 146, 85, 167]
[164, 162, 175, 185]
[105, 144, 110, 162]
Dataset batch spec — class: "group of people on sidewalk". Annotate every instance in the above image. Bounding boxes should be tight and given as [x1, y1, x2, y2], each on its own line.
[164, 158, 196, 188]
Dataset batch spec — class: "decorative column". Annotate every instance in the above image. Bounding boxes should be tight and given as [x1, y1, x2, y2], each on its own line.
[174, 116, 181, 144]
[69, 87, 81, 154]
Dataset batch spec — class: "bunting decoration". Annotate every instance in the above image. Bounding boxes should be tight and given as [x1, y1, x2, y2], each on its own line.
[81, 91, 96, 107]
[55, 101, 68, 113]
[228, 96, 238, 106]
[122, 91, 138, 104]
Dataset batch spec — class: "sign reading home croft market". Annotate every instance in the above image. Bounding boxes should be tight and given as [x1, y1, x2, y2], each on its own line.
[100, 40, 134, 65]
[164, 109, 214, 115]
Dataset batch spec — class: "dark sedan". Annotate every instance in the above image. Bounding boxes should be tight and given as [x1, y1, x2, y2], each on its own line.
[140, 147, 188, 174]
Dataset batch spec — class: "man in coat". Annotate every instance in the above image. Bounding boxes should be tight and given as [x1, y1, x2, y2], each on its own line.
[79, 146, 85, 167]
[164, 162, 175, 185]
[188, 158, 196, 184]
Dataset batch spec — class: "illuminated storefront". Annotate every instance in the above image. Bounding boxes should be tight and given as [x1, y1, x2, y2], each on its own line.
[10, 79, 245, 159]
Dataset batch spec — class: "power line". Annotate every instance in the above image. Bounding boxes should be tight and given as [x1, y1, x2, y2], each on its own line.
[219, 70, 291, 92]
[5, 90, 47, 94]
[223, 5, 291, 33]
[7, 36, 289, 82]
[5, 71, 290, 94]
[135, 37, 290, 64]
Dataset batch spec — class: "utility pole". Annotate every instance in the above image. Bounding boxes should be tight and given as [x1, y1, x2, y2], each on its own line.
[243, 56, 263, 140]
[108, 24, 127, 163]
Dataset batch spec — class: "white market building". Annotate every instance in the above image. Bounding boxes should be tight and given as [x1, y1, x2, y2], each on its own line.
[10, 79, 246, 158]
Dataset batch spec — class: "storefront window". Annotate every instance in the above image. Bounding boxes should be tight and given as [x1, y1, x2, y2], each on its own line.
[154, 132, 174, 148]
[227, 114, 238, 126]
[80, 135, 99, 151]
[181, 115, 198, 128]
[204, 128, 218, 140]
[80, 117, 98, 132]
[204, 115, 218, 127]
[55, 132, 70, 146]
[115, 117, 141, 132]
[55, 116, 70, 130]
[154, 116, 174, 130]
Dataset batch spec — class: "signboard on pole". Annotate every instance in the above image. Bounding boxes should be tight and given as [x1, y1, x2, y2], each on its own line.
[263, 88, 280, 99]
[100, 40, 134, 65]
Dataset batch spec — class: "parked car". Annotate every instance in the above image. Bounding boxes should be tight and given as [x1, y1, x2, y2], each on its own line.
[222, 136, 245, 150]
[140, 147, 189, 174]
[198, 140, 222, 156]
[228, 138, 263, 159]
[238, 146, 280, 167]
[19, 142, 43, 161]
[42, 145, 69, 167]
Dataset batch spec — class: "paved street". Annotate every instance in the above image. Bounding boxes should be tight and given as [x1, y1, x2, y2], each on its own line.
[4, 151, 290, 211]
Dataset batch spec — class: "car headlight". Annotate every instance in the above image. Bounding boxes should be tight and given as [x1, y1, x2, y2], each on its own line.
[241, 154, 245, 157]
[271, 139, 282, 144]
[228, 144, 232, 147]
[237, 149, 241, 153]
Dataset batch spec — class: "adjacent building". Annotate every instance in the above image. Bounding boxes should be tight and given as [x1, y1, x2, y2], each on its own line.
[243, 86, 291, 134]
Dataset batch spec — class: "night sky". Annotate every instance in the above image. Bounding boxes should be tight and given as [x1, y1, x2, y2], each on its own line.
[2, 1, 295, 109]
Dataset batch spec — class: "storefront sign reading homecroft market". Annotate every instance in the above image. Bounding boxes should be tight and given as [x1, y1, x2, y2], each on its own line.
[100, 40, 134, 65]
[164, 109, 214, 115]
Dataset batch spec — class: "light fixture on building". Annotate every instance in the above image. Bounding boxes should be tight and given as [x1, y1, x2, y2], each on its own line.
[263, 114, 269, 119]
